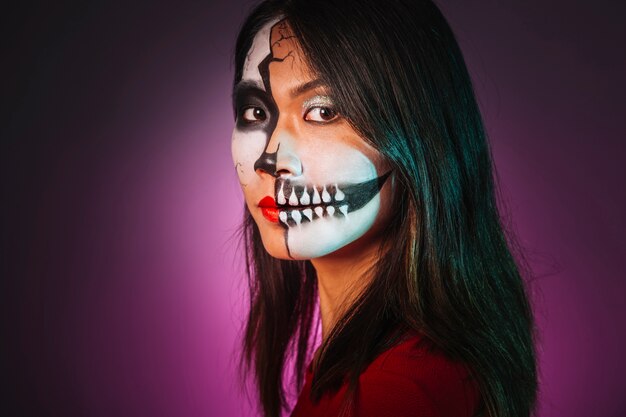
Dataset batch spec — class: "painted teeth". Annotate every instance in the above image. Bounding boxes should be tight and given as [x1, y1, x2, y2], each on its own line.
[277, 203, 351, 227]
[278, 181, 348, 211]
[321, 185, 331, 203]
[288, 188, 298, 206]
[334, 184, 345, 201]
[312, 187, 321, 204]
[278, 182, 286, 205]
[300, 185, 310, 205]
[291, 210, 302, 225]
[275, 181, 353, 227]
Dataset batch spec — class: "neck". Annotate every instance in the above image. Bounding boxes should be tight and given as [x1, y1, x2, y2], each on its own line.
[310, 236, 382, 341]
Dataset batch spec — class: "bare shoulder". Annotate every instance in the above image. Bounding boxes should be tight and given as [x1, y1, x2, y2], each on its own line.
[355, 332, 481, 417]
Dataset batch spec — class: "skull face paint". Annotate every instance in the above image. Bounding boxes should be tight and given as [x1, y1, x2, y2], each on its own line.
[231, 19, 392, 260]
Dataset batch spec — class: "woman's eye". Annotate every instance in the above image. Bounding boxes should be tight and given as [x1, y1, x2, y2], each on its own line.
[241, 107, 266, 123]
[304, 106, 338, 123]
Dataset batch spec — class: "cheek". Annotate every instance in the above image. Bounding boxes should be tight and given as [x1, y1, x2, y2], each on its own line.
[299, 140, 380, 185]
[231, 129, 266, 185]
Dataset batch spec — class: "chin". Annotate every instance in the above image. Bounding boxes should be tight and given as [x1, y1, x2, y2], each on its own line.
[261, 244, 292, 260]
[257, 224, 350, 261]
[258, 222, 374, 261]
[256, 224, 291, 259]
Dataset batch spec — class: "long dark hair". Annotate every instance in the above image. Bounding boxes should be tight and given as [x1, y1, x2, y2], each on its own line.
[233, 1, 537, 416]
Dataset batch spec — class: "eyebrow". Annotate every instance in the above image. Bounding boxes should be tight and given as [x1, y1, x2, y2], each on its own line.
[289, 79, 327, 98]
[232, 79, 264, 101]
[232, 78, 328, 102]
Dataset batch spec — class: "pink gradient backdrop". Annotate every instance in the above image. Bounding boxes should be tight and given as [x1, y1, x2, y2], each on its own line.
[3, 1, 625, 416]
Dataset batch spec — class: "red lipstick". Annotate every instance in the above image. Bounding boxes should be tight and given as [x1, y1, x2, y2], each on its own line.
[258, 196, 279, 223]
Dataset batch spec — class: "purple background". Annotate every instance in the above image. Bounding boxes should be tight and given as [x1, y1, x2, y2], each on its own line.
[3, 1, 625, 416]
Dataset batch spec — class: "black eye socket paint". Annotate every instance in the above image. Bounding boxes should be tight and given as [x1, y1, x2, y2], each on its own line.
[233, 85, 276, 130]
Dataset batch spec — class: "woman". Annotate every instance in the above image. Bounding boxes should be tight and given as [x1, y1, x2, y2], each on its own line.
[230, 1, 537, 416]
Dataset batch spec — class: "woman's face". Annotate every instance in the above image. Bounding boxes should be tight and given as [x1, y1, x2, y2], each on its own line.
[231, 19, 392, 260]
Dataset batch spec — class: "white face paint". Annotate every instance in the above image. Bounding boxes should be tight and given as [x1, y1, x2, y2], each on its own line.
[231, 19, 392, 260]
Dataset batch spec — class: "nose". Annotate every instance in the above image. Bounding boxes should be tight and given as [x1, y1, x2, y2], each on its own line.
[254, 129, 302, 178]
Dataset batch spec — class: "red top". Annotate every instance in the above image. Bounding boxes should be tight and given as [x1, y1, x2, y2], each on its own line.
[291, 332, 481, 417]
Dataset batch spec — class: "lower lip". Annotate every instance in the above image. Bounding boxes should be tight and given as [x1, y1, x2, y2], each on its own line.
[261, 207, 279, 223]
[258, 196, 279, 223]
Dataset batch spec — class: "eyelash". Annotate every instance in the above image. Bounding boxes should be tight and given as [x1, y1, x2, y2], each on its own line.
[238, 106, 267, 124]
[303, 105, 339, 123]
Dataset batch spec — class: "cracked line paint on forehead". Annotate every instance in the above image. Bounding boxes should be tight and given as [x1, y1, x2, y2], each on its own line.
[241, 17, 283, 86]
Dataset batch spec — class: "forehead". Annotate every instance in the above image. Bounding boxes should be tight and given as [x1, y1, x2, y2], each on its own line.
[241, 18, 312, 90]
[241, 19, 276, 83]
